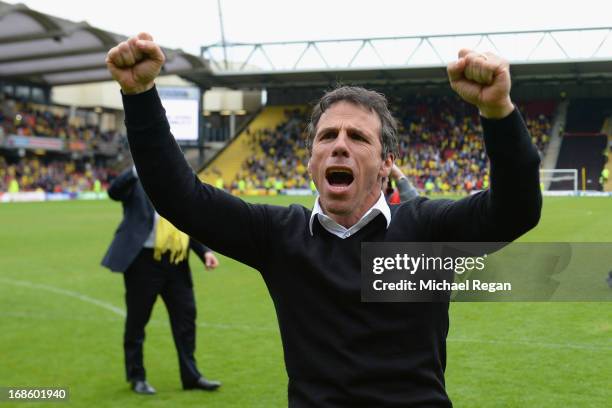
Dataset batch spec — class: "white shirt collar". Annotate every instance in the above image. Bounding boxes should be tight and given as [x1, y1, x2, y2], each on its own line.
[309, 192, 391, 239]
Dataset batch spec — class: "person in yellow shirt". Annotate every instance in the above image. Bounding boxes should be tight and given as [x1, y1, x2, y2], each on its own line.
[214, 177, 224, 190]
[8, 178, 19, 193]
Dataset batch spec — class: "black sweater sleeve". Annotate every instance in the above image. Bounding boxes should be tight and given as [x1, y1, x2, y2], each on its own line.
[123, 87, 269, 270]
[415, 108, 542, 242]
[189, 238, 210, 264]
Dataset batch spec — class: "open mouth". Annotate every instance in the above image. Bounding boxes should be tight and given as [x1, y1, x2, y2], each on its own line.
[325, 167, 354, 187]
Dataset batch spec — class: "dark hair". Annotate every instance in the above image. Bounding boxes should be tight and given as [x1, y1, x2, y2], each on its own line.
[306, 86, 398, 159]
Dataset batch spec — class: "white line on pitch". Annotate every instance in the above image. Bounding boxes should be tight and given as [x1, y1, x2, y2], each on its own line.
[0, 278, 277, 332]
[0, 277, 126, 317]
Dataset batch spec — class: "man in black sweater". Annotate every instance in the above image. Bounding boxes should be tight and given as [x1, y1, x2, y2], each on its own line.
[106, 33, 541, 407]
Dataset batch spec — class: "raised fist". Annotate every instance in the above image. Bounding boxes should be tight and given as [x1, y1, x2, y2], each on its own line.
[106, 32, 165, 95]
[447, 49, 514, 119]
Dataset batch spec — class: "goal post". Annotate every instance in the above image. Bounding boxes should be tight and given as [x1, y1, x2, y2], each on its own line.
[540, 169, 578, 195]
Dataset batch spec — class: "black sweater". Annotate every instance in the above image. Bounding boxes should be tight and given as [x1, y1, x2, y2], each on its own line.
[124, 88, 542, 407]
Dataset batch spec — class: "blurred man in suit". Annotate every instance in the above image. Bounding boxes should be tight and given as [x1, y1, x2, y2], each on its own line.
[102, 166, 221, 395]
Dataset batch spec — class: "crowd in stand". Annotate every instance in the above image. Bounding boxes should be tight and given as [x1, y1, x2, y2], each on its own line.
[0, 92, 127, 194]
[1, 92, 554, 195]
[0, 157, 114, 194]
[233, 108, 311, 191]
[230, 96, 554, 194]
[526, 114, 552, 153]
[0, 93, 123, 147]
[391, 96, 487, 193]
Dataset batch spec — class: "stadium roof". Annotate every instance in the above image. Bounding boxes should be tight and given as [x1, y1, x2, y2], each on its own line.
[183, 60, 612, 90]
[0, 1, 212, 86]
[2, 1, 612, 91]
[185, 28, 612, 89]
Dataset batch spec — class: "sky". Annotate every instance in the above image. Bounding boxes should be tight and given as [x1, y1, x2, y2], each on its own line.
[9, 0, 612, 58]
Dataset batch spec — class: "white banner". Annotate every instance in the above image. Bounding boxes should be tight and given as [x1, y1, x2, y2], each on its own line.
[1, 192, 46, 203]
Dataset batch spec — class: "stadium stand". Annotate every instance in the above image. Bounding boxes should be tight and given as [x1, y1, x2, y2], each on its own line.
[0, 91, 123, 193]
[564, 99, 612, 133]
[553, 135, 608, 190]
[198, 106, 301, 189]
[207, 96, 556, 194]
[551, 98, 612, 191]
[0, 0, 205, 198]
[0, 93, 123, 146]
[2, 87, 566, 197]
[394, 96, 553, 194]
[0, 156, 114, 193]
[234, 108, 309, 191]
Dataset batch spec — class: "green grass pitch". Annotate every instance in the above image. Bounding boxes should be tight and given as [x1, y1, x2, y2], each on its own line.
[0, 196, 610, 407]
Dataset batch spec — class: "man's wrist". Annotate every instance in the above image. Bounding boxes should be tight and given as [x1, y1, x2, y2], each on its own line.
[121, 82, 155, 96]
[479, 98, 515, 119]
[122, 84, 165, 131]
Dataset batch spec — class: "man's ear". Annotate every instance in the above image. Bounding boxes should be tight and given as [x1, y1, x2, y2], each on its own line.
[307, 159, 312, 176]
[380, 153, 394, 178]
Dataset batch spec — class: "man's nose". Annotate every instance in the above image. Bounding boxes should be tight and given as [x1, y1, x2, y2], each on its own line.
[331, 131, 350, 157]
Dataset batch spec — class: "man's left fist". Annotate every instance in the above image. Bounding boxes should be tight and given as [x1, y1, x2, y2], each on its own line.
[447, 49, 514, 119]
[204, 251, 219, 270]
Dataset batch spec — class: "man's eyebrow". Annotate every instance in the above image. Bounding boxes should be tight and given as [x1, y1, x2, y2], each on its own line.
[316, 125, 372, 137]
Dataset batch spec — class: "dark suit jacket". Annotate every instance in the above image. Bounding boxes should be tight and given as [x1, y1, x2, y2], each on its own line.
[101, 168, 210, 273]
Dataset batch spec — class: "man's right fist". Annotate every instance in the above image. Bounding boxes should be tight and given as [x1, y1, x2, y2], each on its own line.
[106, 32, 165, 95]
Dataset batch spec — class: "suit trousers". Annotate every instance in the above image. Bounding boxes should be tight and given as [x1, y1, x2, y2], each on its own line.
[123, 248, 202, 387]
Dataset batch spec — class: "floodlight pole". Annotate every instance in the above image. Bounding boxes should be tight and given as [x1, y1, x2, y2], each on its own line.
[217, 0, 229, 70]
